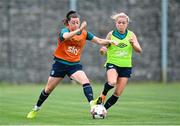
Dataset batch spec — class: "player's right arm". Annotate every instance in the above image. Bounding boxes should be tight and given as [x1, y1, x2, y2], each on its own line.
[99, 31, 113, 55]
[62, 21, 87, 40]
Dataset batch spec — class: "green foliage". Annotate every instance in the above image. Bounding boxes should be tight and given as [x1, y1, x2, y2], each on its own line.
[0, 83, 180, 125]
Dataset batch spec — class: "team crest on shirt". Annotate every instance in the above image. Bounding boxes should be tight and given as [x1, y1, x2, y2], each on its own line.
[117, 43, 127, 48]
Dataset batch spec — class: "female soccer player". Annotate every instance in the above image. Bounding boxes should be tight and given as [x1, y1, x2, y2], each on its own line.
[97, 12, 142, 110]
[27, 10, 117, 119]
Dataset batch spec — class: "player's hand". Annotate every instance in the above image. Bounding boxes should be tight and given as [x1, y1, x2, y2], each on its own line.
[99, 46, 107, 55]
[129, 38, 135, 45]
[80, 21, 87, 31]
[109, 40, 118, 46]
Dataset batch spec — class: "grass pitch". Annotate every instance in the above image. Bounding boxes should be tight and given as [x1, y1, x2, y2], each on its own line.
[0, 82, 180, 125]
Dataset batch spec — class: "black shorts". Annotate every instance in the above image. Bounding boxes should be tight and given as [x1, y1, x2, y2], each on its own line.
[50, 61, 83, 78]
[106, 63, 132, 78]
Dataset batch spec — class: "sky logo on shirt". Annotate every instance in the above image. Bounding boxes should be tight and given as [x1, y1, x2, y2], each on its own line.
[67, 46, 80, 55]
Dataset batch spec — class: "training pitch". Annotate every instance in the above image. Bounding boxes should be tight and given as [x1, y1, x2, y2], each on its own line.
[0, 82, 180, 125]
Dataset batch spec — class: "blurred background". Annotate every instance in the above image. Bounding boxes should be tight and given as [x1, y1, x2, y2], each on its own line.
[0, 0, 179, 84]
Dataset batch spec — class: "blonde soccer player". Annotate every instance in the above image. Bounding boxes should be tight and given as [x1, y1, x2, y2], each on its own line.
[97, 12, 142, 110]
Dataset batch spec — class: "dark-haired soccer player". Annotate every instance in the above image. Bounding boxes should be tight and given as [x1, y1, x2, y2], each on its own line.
[27, 10, 118, 119]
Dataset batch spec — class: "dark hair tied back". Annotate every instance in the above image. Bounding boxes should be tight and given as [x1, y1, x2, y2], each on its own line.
[66, 10, 77, 20]
[63, 10, 79, 26]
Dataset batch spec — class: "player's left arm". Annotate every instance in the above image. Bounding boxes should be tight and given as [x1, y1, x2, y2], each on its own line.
[129, 32, 142, 53]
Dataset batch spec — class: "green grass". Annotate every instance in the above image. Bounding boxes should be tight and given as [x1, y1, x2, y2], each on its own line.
[0, 82, 180, 125]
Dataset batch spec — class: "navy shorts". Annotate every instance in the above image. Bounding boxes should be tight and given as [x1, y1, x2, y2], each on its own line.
[106, 63, 132, 78]
[50, 61, 83, 78]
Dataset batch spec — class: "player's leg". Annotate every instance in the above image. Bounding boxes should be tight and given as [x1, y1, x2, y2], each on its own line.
[104, 77, 128, 110]
[70, 70, 94, 103]
[37, 76, 63, 107]
[97, 67, 118, 104]
[67, 64, 94, 105]
[70, 70, 98, 115]
[27, 77, 63, 119]
[104, 67, 131, 110]
[27, 60, 66, 119]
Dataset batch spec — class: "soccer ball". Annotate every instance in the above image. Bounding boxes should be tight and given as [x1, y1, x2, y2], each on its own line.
[91, 105, 107, 119]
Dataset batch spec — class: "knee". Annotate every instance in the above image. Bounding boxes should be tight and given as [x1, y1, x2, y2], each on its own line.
[82, 80, 90, 85]
[45, 87, 53, 94]
[107, 80, 116, 86]
[81, 78, 90, 85]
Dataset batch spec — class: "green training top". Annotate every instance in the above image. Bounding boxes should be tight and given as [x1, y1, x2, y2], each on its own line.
[106, 29, 133, 67]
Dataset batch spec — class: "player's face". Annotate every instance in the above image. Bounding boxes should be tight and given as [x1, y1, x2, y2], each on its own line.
[68, 18, 80, 31]
[115, 17, 128, 33]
